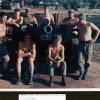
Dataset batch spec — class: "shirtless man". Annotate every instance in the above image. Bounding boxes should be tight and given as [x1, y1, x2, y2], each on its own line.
[7, 8, 23, 28]
[7, 8, 23, 45]
[17, 35, 36, 84]
[24, 8, 38, 26]
[0, 12, 10, 74]
[60, 9, 79, 66]
[48, 35, 66, 87]
[78, 14, 100, 80]
[23, 8, 38, 40]
[42, 6, 55, 25]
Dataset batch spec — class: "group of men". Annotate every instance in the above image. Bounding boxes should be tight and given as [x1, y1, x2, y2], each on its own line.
[0, 7, 100, 87]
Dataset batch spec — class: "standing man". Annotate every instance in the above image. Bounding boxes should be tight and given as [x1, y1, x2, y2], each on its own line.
[24, 8, 38, 26]
[0, 12, 10, 75]
[78, 14, 100, 80]
[48, 35, 67, 87]
[7, 8, 23, 28]
[23, 8, 38, 41]
[7, 8, 23, 46]
[42, 6, 55, 25]
[60, 9, 79, 69]
[17, 35, 36, 85]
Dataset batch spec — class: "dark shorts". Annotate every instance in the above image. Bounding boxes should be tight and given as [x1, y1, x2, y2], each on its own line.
[0, 43, 8, 58]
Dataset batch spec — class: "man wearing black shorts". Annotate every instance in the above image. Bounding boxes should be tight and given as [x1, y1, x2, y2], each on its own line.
[0, 12, 10, 73]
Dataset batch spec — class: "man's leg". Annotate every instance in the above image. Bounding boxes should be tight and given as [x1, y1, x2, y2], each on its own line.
[3, 55, 10, 78]
[49, 60, 54, 87]
[16, 57, 23, 84]
[60, 61, 67, 86]
[78, 52, 85, 80]
[28, 57, 35, 84]
[3, 55, 10, 69]
[82, 43, 93, 80]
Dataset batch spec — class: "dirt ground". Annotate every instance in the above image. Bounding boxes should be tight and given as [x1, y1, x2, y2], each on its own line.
[0, 61, 99, 89]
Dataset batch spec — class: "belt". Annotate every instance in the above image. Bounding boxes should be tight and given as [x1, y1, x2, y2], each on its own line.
[80, 40, 91, 44]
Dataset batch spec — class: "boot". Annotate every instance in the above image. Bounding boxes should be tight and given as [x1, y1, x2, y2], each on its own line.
[78, 68, 84, 80]
[49, 76, 53, 87]
[61, 76, 66, 86]
[29, 75, 33, 85]
[17, 77, 21, 85]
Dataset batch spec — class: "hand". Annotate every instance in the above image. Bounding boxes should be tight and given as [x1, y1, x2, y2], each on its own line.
[90, 39, 95, 43]
[56, 61, 60, 67]
[27, 52, 31, 56]
[13, 23, 19, 27]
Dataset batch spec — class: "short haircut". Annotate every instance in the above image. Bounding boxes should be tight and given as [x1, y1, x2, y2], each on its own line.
[44, 6, 49, 10]
[79, 13, 86, 20]
[68, 9, 74, 14]
[53, 35, 62, 41]
[0, 12, 6, 17]
[25, 8, 31, 12]
[14, 8, 20, 12]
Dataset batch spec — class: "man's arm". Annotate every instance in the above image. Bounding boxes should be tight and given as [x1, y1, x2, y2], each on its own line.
[91, 23, 100, 43]
[58, 45, 65, 63]
[51, 14, 55, 24]
[30, 44, 36, 59]
[33, 17, 38, 26]
[48, 46, 56, 62]
[18, 16, 23, 24]
[18, 42, 24, 58]
[18, 42, 31, 58]
[6, 17, 19, 27]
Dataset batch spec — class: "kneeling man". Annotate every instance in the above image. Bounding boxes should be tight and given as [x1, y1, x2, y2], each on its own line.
[48, 35, 67, 87]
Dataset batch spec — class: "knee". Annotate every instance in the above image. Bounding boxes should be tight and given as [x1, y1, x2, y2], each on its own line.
[4, 55, 10, 63]
[79, 66, 84, 73]
[61, 61, 67, 68]
[28, 57, 34, 63]
[17, 57, 23, 64]
[78, 59, 84, 67]
[48, 60, 53, 66]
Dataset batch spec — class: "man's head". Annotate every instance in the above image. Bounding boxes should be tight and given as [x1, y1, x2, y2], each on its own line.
[79, 14, 86, 23]
[25, 8, 31, 16]
[68, 9, 74, 18]
[44, 6, 49, 14]
[0, 12, 7, 23]
[24, 35, 32, 43]
[14, 8, 20, 16]
[53, 35, 62, 46]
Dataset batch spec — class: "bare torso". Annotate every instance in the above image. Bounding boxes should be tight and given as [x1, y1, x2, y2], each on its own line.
[78, 22, 92, 41]
[0, 23, 6, 37]
[24, 15, 35, 23]
[20, 42, 33, 56]
[50, 44, 63, 59]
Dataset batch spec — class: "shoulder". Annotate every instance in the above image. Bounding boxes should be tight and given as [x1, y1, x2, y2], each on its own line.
[7, 17, 13, 21]
[32, 42, 36, 46]
[50, 14, 54, 18]
[87, 21, 92, 26]
[61, 44, 64, 49]
[49, 44, 53, 48]
[20, 16, 23, 19]
[75, 17, 79, 22]
[33, 16, 37, 20]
